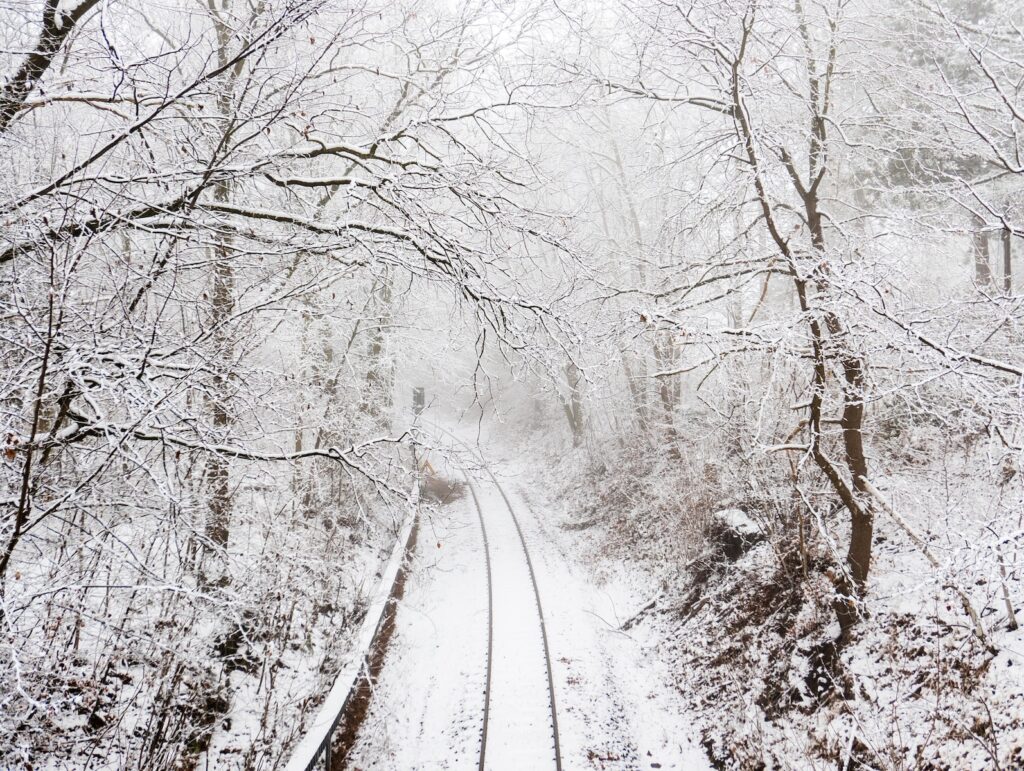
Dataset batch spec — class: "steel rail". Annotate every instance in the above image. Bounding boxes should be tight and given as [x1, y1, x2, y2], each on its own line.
[484, 468, 564, 771]
[464, 476, 495, 771]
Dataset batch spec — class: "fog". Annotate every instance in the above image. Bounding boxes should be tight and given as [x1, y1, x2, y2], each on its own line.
[2, 0, 1022, 767]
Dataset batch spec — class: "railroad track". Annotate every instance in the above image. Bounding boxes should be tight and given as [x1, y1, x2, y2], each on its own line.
[429, 423, 562, 771]
[287, 423, 562, 771]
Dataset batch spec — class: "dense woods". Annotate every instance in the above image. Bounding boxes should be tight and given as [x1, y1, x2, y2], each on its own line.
[1, 0, 1021, 767]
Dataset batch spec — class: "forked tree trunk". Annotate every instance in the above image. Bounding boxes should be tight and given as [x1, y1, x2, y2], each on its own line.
[806, 206, 874, 639]
[729, 35, 877, 638]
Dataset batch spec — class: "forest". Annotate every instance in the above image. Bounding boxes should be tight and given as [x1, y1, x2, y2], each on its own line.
[1, 0, 1022, 768]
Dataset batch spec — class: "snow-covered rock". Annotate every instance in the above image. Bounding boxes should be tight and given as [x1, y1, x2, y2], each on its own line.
[712, 508, 759, 537]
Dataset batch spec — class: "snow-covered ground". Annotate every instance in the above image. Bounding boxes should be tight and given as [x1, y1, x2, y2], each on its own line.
[504, 473, 710, 770]
[346, 423, 711, 769]
[534, 423, 1024, 769]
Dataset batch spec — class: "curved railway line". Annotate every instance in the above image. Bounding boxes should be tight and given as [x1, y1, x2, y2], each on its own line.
[429, 423, 563, 771]
[287, 422, 564, 771]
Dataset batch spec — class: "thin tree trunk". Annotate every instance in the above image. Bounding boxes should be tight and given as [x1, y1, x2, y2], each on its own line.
[1003, 226, 1012, 293]
[620, 350, 649, 433]
[204, 178, 234, 588]
[653, 333, 679, 456]
[0, 282, 58, 588]
[563, 360, 585, 446]
[201, 1, 240, 588]
[973, 214, 994, 286]
[363, 273, 394, 432]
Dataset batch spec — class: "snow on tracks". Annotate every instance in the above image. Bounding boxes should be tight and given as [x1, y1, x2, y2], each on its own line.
[466, 471, 562, 771]
[342, 425, 561, 770]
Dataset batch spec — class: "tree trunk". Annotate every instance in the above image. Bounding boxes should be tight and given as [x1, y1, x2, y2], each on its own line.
[362, 274, 394, 432]
[203, 178, 234, 589]
[1003, 226, 1012, 293]
[973, 215, 994, 286]
[839, 346, 873, 594]
[563, 360, 585, 447]
[653, 332, 679, 456]
[201, 1, 240, 587]
[620, 350, 649, 435]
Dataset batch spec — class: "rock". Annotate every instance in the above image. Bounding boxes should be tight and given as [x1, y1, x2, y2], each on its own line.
[709, 508, 763, 561]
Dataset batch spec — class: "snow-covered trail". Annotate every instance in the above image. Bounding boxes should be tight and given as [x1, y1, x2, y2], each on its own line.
[345, 427, 711, 770]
